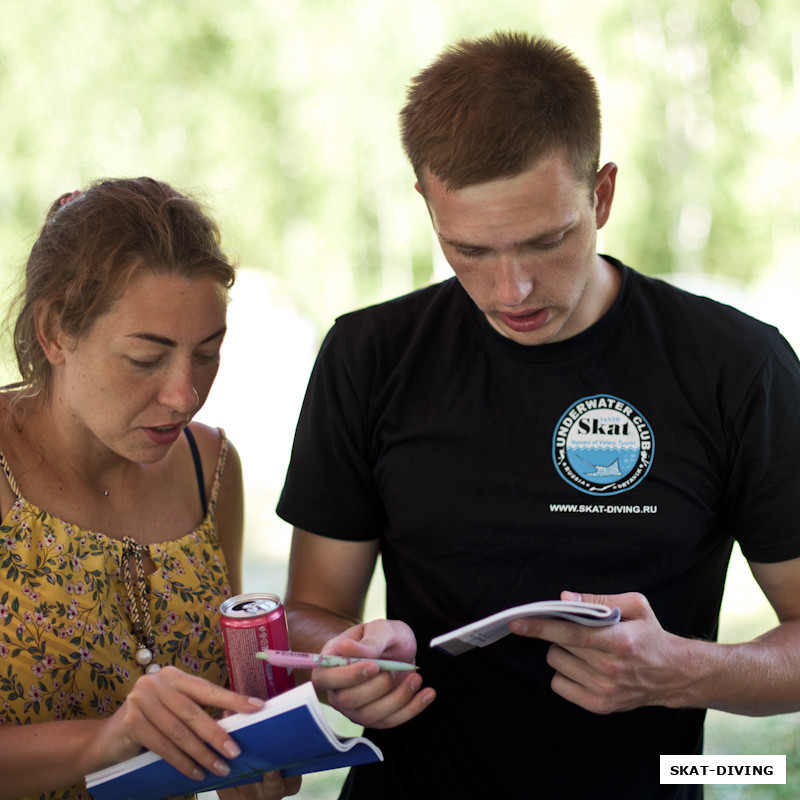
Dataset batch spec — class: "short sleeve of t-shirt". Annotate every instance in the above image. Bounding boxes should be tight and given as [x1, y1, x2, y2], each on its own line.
[722, 331, 800, 562]
[277, 322, 387, 541]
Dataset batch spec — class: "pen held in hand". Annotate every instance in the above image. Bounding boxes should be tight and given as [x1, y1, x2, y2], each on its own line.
[256, 649, 419, 672]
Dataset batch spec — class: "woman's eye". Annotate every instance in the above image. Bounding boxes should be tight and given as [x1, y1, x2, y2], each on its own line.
[128, 358, 160, 369]
[194, 351, 221, 366]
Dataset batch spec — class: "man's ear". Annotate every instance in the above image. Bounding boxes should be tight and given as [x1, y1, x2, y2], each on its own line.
[594, 162, 617, 230]
[413, 180, 437, 227]
[33, 301, 66, 366]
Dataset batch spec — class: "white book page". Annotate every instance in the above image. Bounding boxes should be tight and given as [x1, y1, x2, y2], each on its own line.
[430, 600, 621, 656]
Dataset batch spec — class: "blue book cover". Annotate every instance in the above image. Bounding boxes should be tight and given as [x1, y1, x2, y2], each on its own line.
[85, 682, 382, 800]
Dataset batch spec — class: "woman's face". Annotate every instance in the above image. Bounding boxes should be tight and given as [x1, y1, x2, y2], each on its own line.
[52, 271, 228, 463]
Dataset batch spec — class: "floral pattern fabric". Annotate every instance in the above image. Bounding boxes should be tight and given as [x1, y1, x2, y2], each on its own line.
[0, 434, 232, 800]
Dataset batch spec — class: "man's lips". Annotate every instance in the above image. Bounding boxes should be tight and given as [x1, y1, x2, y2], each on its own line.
[497, 308, 549, 333]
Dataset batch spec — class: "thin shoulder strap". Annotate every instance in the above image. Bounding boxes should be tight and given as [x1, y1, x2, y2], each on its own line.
[0, 447, 22, 499]
[208, 429, 229, 516]
[183, 426, 208, 516]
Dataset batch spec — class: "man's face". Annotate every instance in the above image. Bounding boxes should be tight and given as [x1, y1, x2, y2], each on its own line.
[420, 152, 617, 346]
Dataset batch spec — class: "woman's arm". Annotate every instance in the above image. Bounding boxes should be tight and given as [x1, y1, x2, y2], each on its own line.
[0, 668, 266, 800]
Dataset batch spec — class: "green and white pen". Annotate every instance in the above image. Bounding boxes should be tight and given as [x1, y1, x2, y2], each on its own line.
[256, 649, 418, 672]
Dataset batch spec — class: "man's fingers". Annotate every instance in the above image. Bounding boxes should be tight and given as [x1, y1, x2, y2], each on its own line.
[311, 659, 383, 692]
[328, 672, 435, 729]
[324, 668, 401, 710]
[369, 684, 436, 729]
[549, 669, 619, 716]
[323, 619, 418, 664]
[509, 615, 608, 648]
[511, 591, 653, 644]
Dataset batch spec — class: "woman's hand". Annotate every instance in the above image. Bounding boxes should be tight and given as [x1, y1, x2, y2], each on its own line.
[91, 666, 268, 781]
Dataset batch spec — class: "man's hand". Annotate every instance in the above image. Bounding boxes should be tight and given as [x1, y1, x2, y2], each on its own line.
[312, 619, 436, 728]
[509, 590, 687, 714]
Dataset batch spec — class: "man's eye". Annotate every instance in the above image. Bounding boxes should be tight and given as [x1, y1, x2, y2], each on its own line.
[533, 235, 566, 251]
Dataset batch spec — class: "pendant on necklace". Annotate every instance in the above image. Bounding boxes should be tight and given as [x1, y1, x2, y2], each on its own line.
[135, 647, 162, 673]
[134, 633, 161, 672]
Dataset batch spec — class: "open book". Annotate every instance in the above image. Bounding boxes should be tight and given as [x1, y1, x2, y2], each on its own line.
[430, 599, 621, 656]
[84, 682, 382, 800]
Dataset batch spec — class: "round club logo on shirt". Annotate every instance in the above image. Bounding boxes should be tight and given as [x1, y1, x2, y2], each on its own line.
[552, 394, 654, 495]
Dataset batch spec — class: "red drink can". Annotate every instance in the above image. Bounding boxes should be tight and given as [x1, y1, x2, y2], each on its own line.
[220, 593, 295, 699]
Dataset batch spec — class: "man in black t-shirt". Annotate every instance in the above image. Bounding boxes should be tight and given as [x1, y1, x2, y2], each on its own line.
[276, 32, 800, 799]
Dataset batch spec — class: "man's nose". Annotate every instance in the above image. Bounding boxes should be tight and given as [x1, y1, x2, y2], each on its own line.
[494, 256, 533, 307]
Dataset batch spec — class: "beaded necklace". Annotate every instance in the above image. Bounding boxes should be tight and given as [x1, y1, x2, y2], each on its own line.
[121, 536, 162, 673]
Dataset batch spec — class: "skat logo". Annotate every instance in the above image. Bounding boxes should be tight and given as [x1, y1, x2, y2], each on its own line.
[551, 394, 655, 496]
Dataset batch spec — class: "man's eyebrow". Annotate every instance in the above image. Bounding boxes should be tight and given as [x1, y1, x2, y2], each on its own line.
[437, 233, 484, 250]
[438, 220, 578, 251]
[125, 325, 228, 348]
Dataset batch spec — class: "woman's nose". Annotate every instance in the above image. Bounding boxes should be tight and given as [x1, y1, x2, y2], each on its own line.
[159, 366, 199, 414]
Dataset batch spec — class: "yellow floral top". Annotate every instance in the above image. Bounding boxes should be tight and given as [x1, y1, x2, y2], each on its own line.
[0, 432, 232, 800]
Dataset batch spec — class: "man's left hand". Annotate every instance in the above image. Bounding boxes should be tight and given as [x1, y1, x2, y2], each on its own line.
[509, 590, 687, 714]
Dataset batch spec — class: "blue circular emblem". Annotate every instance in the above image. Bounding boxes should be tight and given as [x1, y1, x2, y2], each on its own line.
[552, 394, 655, 495]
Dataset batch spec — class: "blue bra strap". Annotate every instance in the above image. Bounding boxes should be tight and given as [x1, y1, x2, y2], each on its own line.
[183, 426, 208, 516]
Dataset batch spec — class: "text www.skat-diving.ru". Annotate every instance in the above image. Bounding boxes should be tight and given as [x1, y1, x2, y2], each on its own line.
[549, 504, 658, 514]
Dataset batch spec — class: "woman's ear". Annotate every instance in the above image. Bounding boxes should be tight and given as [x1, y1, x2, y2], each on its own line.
[33, 301, 66, 366]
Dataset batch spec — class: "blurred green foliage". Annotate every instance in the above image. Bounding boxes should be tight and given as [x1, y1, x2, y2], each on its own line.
[2, 0, 799, 346]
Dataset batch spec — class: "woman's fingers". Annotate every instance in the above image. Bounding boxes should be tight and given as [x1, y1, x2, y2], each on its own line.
[114, 667, 263, 778]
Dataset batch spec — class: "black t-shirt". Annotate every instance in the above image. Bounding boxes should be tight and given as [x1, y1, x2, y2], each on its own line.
[277, 259, 800, 799]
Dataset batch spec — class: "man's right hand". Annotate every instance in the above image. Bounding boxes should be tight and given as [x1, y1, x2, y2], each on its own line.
[311, 619, 436, 728]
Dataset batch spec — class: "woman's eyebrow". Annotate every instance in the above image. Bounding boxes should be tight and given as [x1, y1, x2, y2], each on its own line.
[125, 326, 227, 348]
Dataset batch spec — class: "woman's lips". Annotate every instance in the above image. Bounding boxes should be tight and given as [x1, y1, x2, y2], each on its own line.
[142, 423, 184, 445]
[497, 308, 549, 333]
